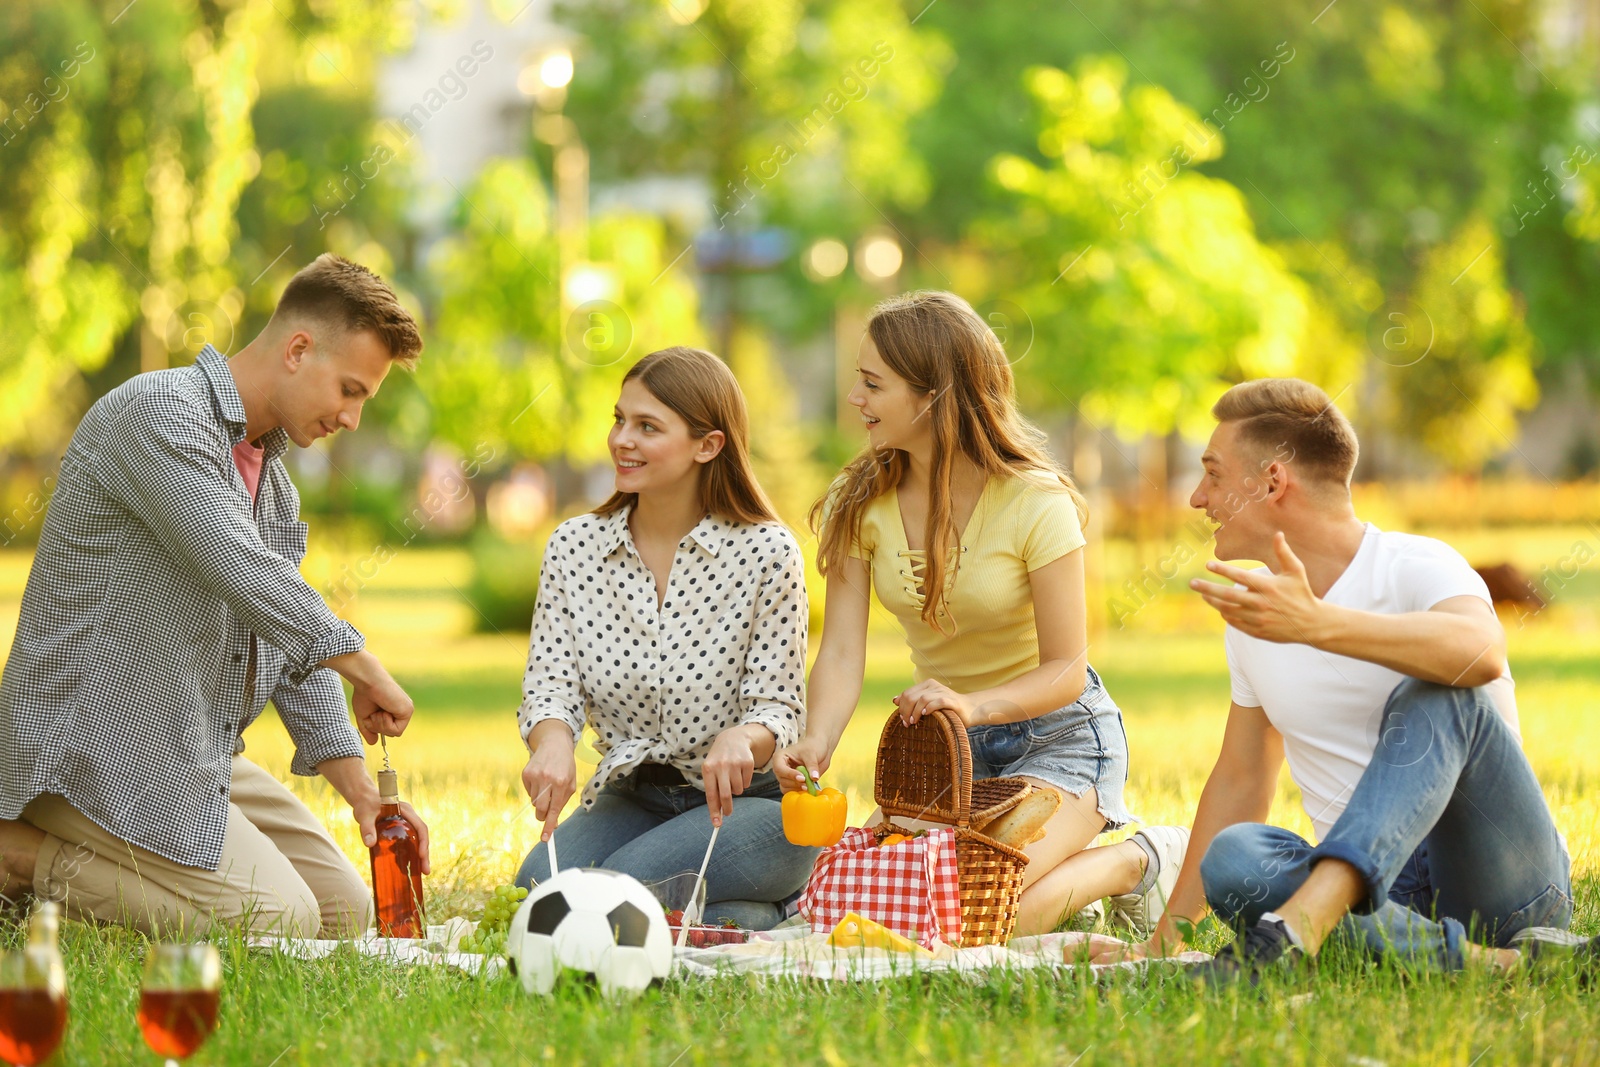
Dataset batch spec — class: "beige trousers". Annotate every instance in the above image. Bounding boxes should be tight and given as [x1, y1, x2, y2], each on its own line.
[20, 756, 369, 938]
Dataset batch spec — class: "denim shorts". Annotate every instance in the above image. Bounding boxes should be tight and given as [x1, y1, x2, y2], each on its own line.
[965, 664, 1134, 833]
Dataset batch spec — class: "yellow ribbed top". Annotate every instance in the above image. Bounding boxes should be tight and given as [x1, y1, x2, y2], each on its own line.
[849, 471, 1086, 693]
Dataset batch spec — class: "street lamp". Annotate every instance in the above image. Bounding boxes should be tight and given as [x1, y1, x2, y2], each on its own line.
[803, 238, 849, 281]
[523, 46, 589, 355]
[855, 233, 902, 282]
[538, 50, 573, 90]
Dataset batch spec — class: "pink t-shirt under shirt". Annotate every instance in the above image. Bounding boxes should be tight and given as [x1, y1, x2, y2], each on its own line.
[232, 438, 264, 502]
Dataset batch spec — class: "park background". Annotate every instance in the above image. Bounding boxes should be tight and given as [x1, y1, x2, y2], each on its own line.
[2, 0, 1600, 1063]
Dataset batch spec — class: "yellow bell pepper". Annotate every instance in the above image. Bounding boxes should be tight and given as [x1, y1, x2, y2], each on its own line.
[781, 765, 848, 846]
[827, 912, 934, 956]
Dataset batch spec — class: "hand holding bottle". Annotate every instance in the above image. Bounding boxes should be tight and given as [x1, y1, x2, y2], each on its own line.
[352, 792, 431, 875]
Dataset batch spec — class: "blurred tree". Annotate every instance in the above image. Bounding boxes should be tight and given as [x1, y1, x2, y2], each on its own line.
[552, 0, 949, 352]
[419, 157, 704, 469]
[908, 0, 1592, 470]
[0, 0, 415, 460]
[977, 59, 1348, 439]
[1379, 217, 1538, 472]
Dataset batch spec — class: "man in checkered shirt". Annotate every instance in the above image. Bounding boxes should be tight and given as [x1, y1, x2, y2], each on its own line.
[0, 254, 431, 938]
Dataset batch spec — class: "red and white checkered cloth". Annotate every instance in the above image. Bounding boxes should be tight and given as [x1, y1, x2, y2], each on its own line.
[797, 827, 963, 948]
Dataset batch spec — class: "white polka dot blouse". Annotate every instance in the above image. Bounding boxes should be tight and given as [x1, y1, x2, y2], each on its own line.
[517, 504, 809, 806]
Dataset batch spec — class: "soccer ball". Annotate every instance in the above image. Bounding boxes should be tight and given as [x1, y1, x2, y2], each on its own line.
[505, 868, 673, 999]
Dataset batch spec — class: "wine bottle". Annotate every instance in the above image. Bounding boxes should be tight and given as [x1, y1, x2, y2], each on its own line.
[0, 901, 68, 1067]
[369, 767, 426, 938]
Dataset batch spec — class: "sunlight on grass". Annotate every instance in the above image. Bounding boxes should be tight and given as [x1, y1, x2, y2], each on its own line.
[2, 531, 1598, 1064]
[23, 528, 1560, 929]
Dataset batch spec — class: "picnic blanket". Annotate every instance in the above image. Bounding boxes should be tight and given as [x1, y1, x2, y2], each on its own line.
[249, 925, 1211, 983]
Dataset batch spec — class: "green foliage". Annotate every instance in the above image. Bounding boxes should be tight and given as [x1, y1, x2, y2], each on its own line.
[555, 0, 950, 340]
[0, 0, 416, 459]
[1380, 218, 1539, 471]
[464, 527, 542, 634]
[977, 58, 1334, 438]
[418, 157, 706, 466]
[904, 0, 1593, 466]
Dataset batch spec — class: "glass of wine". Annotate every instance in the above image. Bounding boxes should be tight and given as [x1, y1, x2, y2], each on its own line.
[0, 944, 67, 1067]
[136, 944, 221, 1066]
[0, 902, 67, 1067]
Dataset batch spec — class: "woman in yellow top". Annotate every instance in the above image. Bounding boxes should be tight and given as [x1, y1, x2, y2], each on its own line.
[776, 290, 1188, 937]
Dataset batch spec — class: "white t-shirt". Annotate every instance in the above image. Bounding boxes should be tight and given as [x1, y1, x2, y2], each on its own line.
[1225, 523, 1519, 841]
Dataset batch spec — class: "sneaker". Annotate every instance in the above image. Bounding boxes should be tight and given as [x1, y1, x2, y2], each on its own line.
[1107, 826, 1188, 941]
[1511, 926, 1600, 985]
[1188, 915, 1304, 988]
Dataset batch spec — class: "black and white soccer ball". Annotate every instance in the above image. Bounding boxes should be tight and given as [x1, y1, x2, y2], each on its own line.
[505, 868, 673, 999]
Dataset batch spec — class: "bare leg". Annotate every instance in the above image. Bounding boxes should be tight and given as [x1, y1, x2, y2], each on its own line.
[872, 787, 1150, 938]
[0, 819, 46, 896]
[1274, 858, 1523, 970]
[1012, 782, 1146, 936]
[1274, 858, 1367, 955]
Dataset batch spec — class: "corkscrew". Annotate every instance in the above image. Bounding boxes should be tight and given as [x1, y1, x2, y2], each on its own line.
[380, 734, 393, 771]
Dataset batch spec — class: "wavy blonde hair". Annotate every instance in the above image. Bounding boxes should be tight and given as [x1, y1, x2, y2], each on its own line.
[810, 291, 1088, 631]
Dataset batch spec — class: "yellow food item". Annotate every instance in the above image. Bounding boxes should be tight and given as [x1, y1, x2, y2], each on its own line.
[879, 833, 909, 847]
[826, 912, 934, 956]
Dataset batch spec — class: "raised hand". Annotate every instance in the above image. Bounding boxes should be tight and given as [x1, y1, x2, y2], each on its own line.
[1190, 532, 1325, 644]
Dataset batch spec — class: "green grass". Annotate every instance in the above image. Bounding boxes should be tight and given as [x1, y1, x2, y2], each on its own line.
[3, 535, 1598, 1065]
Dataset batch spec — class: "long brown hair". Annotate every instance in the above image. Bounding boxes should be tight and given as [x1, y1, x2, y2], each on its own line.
[594, 346, 779, 526]
[810, 291, 1088, 630]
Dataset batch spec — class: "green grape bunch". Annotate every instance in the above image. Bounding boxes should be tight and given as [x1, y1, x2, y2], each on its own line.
[457, 884, 528, 955]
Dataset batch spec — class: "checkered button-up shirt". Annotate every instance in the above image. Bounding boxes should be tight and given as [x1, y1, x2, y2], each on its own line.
[0, 346, 366, 870]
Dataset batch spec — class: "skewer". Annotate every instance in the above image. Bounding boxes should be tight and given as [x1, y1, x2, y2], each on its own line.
[675, 823, 720, 950]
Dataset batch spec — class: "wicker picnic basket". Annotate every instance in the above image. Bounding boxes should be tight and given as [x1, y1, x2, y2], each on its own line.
[872, 706, 1032, 946]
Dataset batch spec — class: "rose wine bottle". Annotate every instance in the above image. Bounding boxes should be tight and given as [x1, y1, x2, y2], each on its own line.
[369, 767, 425, 938]
[0, 902, 68, 1067]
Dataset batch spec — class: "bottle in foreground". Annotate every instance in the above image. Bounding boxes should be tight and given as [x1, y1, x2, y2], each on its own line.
[0, 902, 67, 1067]
[370, 767, 427, 938]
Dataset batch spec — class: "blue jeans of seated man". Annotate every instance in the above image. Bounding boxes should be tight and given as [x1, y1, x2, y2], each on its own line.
[1200, 677, 1572, 971]
[513, 765, 820, 931]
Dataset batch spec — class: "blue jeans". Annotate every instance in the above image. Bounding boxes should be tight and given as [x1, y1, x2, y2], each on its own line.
[967, 664, 1135, 832]
[1200, 677, 1572, 970]
[513, 765, 819, 930]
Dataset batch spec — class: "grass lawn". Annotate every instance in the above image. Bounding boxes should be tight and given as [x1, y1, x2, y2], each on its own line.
[1, 533, 1597, 1065]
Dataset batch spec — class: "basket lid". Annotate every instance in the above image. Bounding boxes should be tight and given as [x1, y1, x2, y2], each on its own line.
[873, 706, 1030, 826]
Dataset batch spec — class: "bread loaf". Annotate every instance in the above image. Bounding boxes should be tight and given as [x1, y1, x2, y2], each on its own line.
[973, 789, 1061, 848]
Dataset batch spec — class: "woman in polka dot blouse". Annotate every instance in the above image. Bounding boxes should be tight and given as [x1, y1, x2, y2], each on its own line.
[775, 291, 1190, 939]
[513, 347, 817, 929]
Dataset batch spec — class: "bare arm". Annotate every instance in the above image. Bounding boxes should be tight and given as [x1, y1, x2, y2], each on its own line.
[1193, 534, 1506, 687]
[1312, 596, 1504, 686]
[774, 554, 871, 791]
[1099, 702, 1283, 960]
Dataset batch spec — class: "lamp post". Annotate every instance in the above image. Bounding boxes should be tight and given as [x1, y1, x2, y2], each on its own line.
[523, 46, 587, 349]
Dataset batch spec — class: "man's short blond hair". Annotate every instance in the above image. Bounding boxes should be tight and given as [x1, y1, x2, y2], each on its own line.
[1212, 378, 1359, 486]
[273, 254, 423, 369]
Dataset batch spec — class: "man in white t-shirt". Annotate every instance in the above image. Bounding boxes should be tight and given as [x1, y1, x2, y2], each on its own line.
[1096, 378, 1588, 984]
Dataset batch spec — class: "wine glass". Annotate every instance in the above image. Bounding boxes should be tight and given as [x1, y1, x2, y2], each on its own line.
[0, 943, 67, 1067]
[136, 944, 221, 1066]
